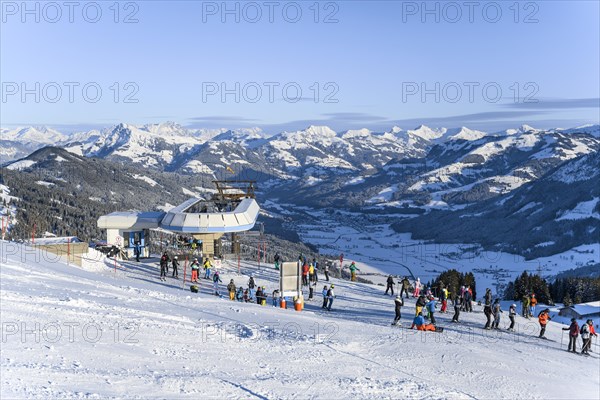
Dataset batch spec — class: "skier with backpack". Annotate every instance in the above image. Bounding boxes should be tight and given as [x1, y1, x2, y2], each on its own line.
[581, 319, 596, 355]
[392, 295, 404, 325]
[538, 309, 551, 338]
[385, 275, 395, 296]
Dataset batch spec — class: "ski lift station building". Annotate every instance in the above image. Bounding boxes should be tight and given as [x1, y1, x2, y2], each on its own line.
[97, 196, 260, 259]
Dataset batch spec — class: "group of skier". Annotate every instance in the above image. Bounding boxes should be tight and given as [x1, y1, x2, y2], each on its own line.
[563, 318, 597, 355]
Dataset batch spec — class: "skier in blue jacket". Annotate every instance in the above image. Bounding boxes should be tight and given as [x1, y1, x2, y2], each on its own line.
[426, 297, 437, 325]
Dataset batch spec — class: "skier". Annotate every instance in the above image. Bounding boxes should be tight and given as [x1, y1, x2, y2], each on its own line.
[302, 262, 309, 286]
[227, 279, 236, 300]
[256, 286, 266, 305]
[530, 293, 538, 317]
[243, 288, 250, 303]
[538, 308, 551, 338]
[274, 252, 280, 270]
[410, 312, 439, 332]
[172, 255, 179, 278]
[440, 285, 448, 313]
[324, 262, 330, 281]
[589, 320, 598, 352]
[203, 258, 212, 279]
[159, 252, 170, 281]
[248, 275, 256, 301]
[483, 289, 493, 330]
[582, 319, 597, 355]
[522, 294, 530, 318]
[392, 295, 403, 326]
[400, 277, 410, 298]
[212, 271, 222, 296]
[309, 263, 315, 285]
[451, 294, 461, 323]
[190, 258, 200, 283]
[385, 275, 395, 296]
[415, 294, 427, 316]
[464, 286, 473, 312]
[313, 258, 319, 284]
[272, 289, 280, 307]
[426, 296, 437, 325]
[134, 242, 141, 262]
[308, 283, 314, 300]
[491, 298, 502, 329]
[326, 284, 335, 311]
[236, 286, 244, 302]
[349, 262, 359, 282]
[413, 277, 421, 297]
[321, 285, 329, 309]
[580, 320, 591, 355]
[562, 318, 580, 353]
[508, 303, 517, 331]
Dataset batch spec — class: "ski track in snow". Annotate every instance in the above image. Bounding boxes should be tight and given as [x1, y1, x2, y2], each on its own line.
[1, 241, 599, 399]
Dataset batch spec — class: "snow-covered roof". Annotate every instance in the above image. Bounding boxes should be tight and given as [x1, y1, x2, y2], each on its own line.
[160, 198, 259, 233]
[565, 301, 600, 317]
[30, 236, 82, 245]
[97, 211, 166, 230]
[97, 198, 260, 234]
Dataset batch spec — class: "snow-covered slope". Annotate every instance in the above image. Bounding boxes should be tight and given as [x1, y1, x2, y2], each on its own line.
[1, 241, 598, 399]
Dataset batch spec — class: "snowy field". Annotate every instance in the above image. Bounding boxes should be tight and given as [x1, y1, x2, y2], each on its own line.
[1, 241, 599, 399]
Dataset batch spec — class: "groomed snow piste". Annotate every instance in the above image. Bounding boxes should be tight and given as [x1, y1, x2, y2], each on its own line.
[1, 241, 598, 399]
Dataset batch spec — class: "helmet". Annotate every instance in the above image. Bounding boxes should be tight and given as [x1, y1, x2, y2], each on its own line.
[262, 286, 266, 289]
[174, 256, 178, 260]
[330, 284, 335, 288]
[511, 304, 516, 308]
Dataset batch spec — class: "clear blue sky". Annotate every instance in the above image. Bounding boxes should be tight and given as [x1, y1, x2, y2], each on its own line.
[1, 0, 599, 133]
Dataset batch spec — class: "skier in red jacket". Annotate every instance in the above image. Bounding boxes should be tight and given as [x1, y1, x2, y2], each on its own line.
[562, 318, 580, 353]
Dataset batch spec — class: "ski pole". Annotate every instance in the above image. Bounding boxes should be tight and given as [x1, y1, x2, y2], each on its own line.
[560, 330, 564, 349]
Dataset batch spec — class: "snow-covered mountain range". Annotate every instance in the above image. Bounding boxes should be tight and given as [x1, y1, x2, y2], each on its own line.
[2, 121, 599, 259]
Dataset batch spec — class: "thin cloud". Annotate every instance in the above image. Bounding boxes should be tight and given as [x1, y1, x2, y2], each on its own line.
[503, 98, 600, 109]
